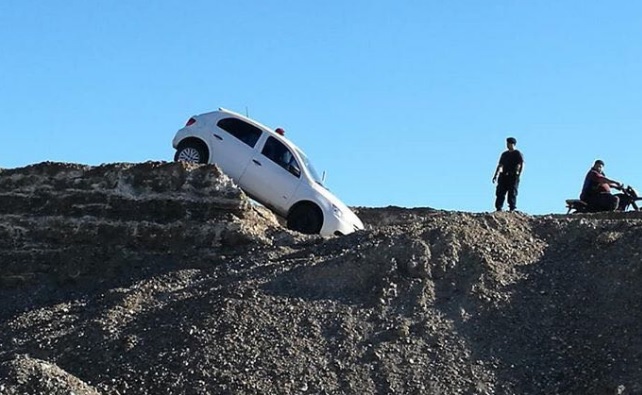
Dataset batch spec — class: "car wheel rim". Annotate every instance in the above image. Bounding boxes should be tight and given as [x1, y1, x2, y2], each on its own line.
[178, 147, 201, 163]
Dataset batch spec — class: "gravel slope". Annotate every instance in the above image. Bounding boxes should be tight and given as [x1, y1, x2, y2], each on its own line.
[1, 162, 641, 395]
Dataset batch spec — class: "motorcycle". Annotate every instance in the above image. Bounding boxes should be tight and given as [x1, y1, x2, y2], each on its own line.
[565, 185, 641, 214]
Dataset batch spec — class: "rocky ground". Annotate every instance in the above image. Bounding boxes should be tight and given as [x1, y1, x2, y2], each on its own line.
[0, 161, 641, 395]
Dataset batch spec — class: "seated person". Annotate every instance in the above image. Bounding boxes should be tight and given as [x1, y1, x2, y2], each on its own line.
[580, 159, 623, 212]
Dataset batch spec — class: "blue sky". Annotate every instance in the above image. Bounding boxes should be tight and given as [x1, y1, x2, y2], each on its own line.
[2, 1, 641, 214]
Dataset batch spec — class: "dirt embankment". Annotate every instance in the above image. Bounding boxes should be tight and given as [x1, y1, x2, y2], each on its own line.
[1, 162, 641, 395]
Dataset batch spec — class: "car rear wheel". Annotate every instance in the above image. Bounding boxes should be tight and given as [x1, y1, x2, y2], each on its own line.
[174, 141, 208, 164]
[287, 203, 323, 234]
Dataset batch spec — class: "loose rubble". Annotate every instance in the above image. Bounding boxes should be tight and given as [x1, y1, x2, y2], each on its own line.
[1, 161, 641, 394]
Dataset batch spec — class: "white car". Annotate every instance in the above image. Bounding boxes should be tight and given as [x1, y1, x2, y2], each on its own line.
[172, 108, 364, 236]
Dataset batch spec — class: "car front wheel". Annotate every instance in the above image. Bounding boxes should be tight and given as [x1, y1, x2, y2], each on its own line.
[287, 203, 323, 234]
[174, 141, 208, 164]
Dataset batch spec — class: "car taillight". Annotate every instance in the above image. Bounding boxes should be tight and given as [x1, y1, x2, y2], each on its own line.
[185, 117, 196, 127]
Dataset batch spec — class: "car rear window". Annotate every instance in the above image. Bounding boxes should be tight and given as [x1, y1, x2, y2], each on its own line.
[217, 118, 262, 147]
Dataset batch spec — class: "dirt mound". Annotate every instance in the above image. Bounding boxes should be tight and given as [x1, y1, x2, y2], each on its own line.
[1, 162, 642, 394]
[0, 354, 100, 395]
[0, 161, 280, 290]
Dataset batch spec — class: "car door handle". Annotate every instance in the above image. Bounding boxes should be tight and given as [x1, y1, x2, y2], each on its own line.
[252, 159, 262, 166]
[213, 133, 223, 141]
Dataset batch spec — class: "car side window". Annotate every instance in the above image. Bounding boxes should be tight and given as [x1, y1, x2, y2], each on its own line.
[261, 137, 301, 177]
[216, 118, 262, 147]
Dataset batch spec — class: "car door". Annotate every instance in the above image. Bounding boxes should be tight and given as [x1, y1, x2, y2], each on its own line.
[239, 136, 302, 215]
[211, 117, 262, 181]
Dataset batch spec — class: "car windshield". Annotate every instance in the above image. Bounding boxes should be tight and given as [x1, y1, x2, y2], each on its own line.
[296, 148, 323, 186]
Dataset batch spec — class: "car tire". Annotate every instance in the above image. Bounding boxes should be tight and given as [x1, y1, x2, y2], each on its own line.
[174, 140, 208, 164]
[287, 203, 323, 234]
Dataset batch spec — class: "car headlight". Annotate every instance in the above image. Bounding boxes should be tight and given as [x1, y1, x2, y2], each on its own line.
[332, 204, 343, 218]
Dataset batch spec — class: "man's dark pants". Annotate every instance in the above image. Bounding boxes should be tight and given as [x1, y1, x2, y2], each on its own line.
[587, 192, 619, 212]
[495, 175, 520, 211]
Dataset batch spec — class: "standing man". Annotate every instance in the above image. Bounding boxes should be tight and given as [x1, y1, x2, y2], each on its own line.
[492, 137, 524, 212]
